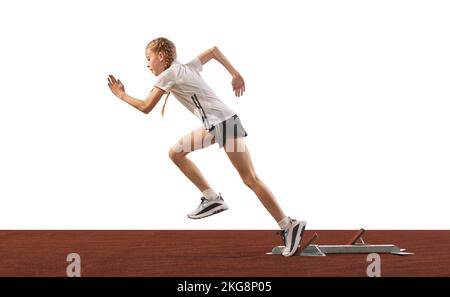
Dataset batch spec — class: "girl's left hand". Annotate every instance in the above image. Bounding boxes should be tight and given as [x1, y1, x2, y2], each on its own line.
[232, 73, 245, 97]
[107, 74, 126, 99]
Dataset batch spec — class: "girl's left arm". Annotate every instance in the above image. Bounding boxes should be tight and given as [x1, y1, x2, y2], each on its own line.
[108, 74, 164, 114]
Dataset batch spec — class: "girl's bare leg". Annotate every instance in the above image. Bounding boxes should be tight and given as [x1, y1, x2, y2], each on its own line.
[224, 137, 287, 222]
[168, 127, 216, 192]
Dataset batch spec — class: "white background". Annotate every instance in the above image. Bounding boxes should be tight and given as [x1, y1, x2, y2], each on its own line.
[0, 0, 449, 229]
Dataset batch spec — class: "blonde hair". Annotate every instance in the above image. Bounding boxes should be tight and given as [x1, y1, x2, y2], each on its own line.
[147, 37, 177, 117]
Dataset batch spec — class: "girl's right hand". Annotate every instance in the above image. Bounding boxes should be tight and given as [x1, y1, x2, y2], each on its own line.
[107, 74, 126, 99]
[231, 73, 245, 97]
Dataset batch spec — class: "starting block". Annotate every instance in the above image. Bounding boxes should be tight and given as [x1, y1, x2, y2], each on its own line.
[268, 229, 414, 256]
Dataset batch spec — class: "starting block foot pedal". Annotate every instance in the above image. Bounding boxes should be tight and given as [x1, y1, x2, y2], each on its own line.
[267, 229, 414, 256]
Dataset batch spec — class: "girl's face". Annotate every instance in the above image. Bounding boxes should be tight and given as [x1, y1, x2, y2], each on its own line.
[146, 48, 166, 76]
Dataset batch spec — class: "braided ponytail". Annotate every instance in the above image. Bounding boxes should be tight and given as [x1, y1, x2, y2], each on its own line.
[146, 37, 177, 117]
[161, 92, 170, 117]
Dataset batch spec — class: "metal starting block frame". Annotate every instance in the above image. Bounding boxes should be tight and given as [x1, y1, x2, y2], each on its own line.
[268, 229, 414, 256]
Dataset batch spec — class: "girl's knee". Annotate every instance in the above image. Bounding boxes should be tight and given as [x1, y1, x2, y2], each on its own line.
[168, 145, 188, 162]
[242, 173, 259, 188]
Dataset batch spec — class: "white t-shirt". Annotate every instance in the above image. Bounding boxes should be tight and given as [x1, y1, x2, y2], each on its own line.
[153, 57, 236, 130]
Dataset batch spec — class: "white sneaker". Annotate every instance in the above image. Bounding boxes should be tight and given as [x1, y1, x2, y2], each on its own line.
[281, 219, 306, 257]
[187, 192, 229, 219]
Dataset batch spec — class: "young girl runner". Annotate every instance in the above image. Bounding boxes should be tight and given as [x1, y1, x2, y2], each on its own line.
[107, 37, 306, 256]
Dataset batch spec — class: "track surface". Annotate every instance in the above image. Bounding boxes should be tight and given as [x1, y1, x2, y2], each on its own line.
[0, 230, 449, 276]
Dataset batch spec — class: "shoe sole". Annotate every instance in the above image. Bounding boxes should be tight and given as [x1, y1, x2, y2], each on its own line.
[283, 221, 306, 257]
[187, 205, 228, 219]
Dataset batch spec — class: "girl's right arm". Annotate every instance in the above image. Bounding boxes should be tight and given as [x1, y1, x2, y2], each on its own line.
[198, 47, 245, 97]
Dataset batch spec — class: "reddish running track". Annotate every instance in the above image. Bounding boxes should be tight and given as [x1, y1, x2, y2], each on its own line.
[0, 230, 449, 276]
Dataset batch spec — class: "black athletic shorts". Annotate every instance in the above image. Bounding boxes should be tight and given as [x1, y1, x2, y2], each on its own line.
[207, 114, 248, 148]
